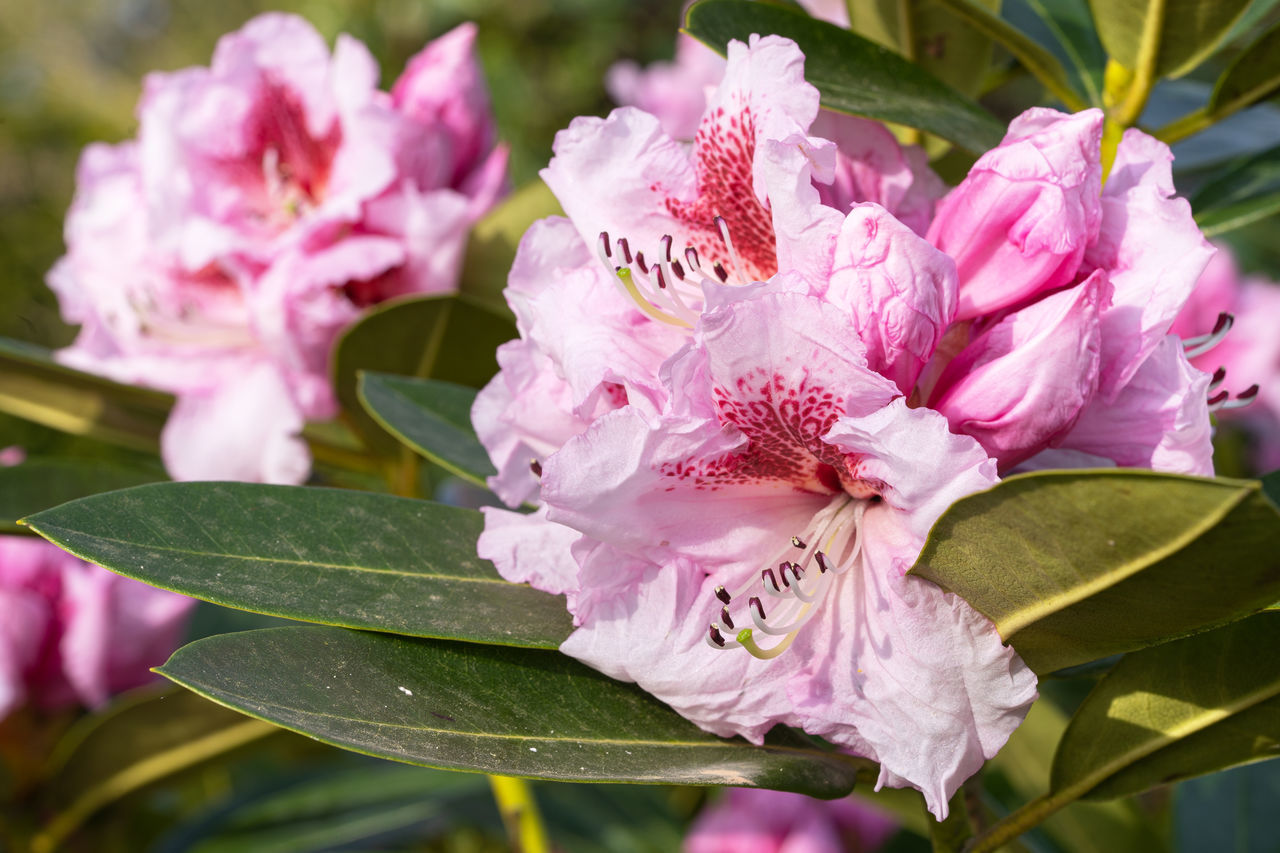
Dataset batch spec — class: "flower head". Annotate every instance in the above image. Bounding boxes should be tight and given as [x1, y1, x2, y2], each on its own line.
[49, 14, 506, 483]
[473, 36, 1214, 817]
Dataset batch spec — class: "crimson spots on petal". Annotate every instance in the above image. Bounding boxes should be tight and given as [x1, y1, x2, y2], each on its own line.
[663, 105, 777, 282]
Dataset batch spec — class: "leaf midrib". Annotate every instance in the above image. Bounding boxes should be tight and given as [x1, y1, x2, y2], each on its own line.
[29, 523, 510, 585]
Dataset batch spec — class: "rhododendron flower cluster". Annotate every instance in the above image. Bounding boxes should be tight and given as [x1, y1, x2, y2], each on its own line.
[0, 535, 192, 719]
[48, 13, 506, 484]
[685, 788, 896, 853]
[472, 34, 1217, 817]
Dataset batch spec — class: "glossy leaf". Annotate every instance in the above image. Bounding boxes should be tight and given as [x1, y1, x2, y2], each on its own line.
[1088, 0, 1252, 78]
[331, 294, 514, 457]
[1190, 143, 1280, 212]
[1007, 0, 1107, 105]
[0, 457, 161, 534]
[0, 337, 170, 453]
[928, 0, 1086, 109]
[157, 626, 868, 797]
[911, 470, 1280, 674]
[1050, 612, 1280, 800]
[684, 0, 1006, 152]
[458, 179, 562, 318]
[845, 0, 1004, 101]
[24, 482, 572, 649]
[358, 373, 494, 487]
[1209, 20, 1280, 116]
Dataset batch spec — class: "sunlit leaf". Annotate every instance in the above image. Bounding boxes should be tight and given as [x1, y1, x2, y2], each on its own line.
[684, 0, 1006, 152]
[1088, 0, 1252, 78]
[358, 373, 494, 488]
[1196, 189, 1280, 237]
[911, 470, 1280, 674]
[1050, 612, 1280, 800]
[158, 626, 869, 797]
[25, 483, 572, 649]
[1209, 20, 1280, 117]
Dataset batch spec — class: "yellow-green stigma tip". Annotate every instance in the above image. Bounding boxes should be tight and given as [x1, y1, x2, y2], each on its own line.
[736, 628, 753, 644]
[616, 267, 632, 282]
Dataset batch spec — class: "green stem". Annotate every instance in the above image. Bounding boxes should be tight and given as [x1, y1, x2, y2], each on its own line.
[488, 775, 551, 853]
[1108, 0, 1166, 128]
[966, 790, 1076, 853]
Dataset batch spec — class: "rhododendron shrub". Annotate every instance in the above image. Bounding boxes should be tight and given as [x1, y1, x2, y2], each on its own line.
[472, 35, 1217, 816]
[47, 13, 506, 484]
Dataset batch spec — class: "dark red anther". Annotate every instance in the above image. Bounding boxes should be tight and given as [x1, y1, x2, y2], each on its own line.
[720, 607, 734, 630]
[600, 231, 611, 257]
[530, 459, 543, 478]
[661, 234, 673, 262]
[761, 568, 779, 591]
[1210, 366, 1227, 389]
[791, 536, 806, 549]
[713, 262, 729, 283]
[636, 251, 649, 273]
[618, 237, 632, 264]
[1238, 384, 1260, 402]
[1208, 389, 1230, 408]
[671, 259, 686, 279]
[656, 266, 667, 289]
[686, 246, 700, 269]
[815, 552, 831, 573]
[715, 585, 731, 604]
[749, 596, 766, 620]
[709, 624, 726, 647]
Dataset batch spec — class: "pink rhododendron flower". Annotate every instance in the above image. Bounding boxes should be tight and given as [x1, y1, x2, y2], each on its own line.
[49, 14, 506, 484]
[1173, 246, 1280, 468]
[0, 536, 193, 719]
[685, 789, 896, 853]
[473, 35, 1214, 818]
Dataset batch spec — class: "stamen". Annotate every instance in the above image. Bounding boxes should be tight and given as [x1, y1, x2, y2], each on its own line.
[1184, 313, 1234, 358]
[720, 607, 734, 630]
[1209, 366, 1227, 390]
[715, 216, 745, 284]
[708, 624, 726, 647]
[1213, 384, 1260, 411]
[791, 536, 806, 549]
[715, 585, 731, 604]
[529, 459, 542, 478]
[618, 237, 632, 264]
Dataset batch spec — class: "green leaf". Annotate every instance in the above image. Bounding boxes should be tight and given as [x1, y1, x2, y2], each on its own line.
[331, 295, 515, 457]
[36, 686, 278, 852]
[24, 482, 573, 649]
[1088, 0, 1252, 78]
[844, 0, 1004, 101]
[1010, 0, 1107, 105]
[1173, 761, 1280, 853]
[458, 179, 562, 318]
[684, 0, 1006, 152]
[1050, 612, 1280, 800]
[155, 764, 493, 853]
[0, 457, 161, 535]
[1209, 20, 1280, 117]
[357, 373, 495, 488]
[927, 0, 1086, 109]
[0, 337, 171, 453]
[156, 625, 868, 797]
[1196, 189, 1280, 237]
[1190, 143, 1280, 212]
[910, 470, 1280, 674]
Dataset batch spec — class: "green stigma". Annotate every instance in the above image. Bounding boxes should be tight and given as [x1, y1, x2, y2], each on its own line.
[737, 628, 753, 645]
[616, 267, 632, 283]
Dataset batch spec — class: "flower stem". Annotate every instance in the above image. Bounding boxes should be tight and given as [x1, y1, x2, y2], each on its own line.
[966, 790, 1075, 853]
[488, 775, 551, 853]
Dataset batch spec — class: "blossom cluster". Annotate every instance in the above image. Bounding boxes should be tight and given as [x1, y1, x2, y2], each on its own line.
[472, 35, 1218, 815]
[49, 14, 506, 484]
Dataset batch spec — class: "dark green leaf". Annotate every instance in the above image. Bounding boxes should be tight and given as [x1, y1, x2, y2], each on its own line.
[1190, 143, 1280, 212]
[844, 0, 1004, 101]
[1173, 760, 1280, 853]
[331, 295, 515, 457]
[1050, 612, 1280, 800]
[157, 625, 868, 796]
[458, 180, 562, 318]
[358, 373, 495, 487]
[927, 0, 1086, 109]
[1196, 189, 1280, 237]
[910, 470, 1280, 674]
[0, 457, 161, 534]
[24, 482, 572, 649]
[1008, 0, 1107, 105]
[684, 0, 1006, 152]
[0, 337, 170, 453]
[1088, 0, 1252, 78]
[1209, 20, 1280, 116]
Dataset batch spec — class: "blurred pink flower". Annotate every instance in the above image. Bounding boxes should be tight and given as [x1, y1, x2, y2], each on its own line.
[1173, 246, 1280, 469]
[473, 36, 1212, 818]
[0, 536, 193, 719]
[685, 789, 896, 853]
[49, 14, 506, 483]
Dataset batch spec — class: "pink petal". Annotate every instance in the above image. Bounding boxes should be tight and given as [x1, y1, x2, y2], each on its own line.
[929, 270, 1112, 470]
[927, 108, 1103, 321]
[477, 506, 580, 596]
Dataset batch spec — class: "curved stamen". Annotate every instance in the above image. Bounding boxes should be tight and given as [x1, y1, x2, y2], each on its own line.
[1184, 313, 1234, 358]
[1212, 383, 1260, 411]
